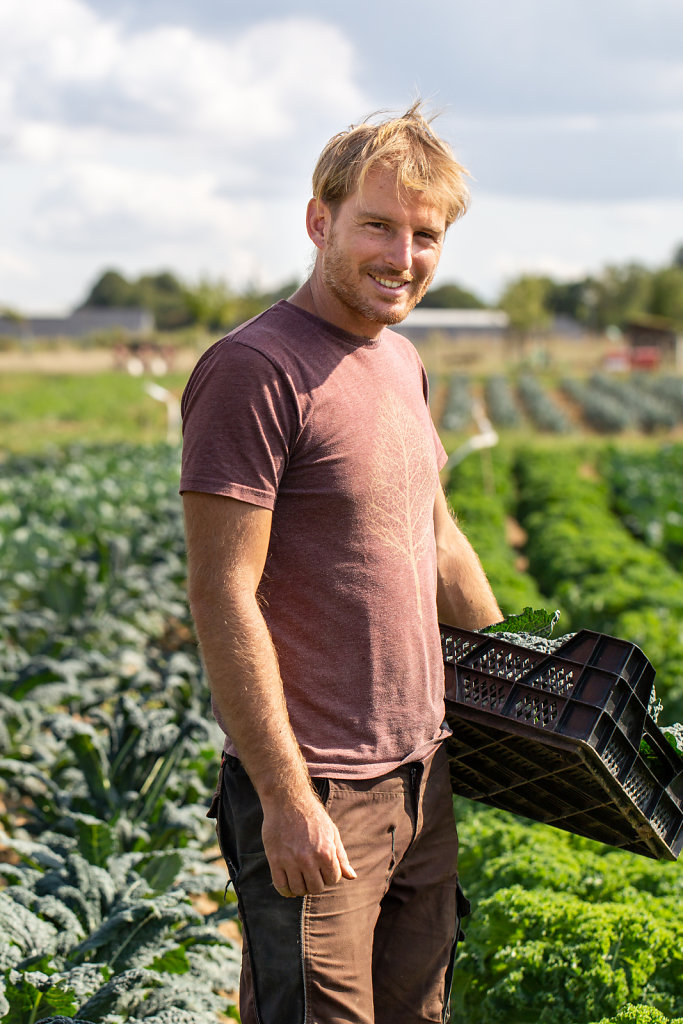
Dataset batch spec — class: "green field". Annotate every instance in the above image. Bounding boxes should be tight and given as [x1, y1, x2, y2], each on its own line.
[0, 371, 189, 452]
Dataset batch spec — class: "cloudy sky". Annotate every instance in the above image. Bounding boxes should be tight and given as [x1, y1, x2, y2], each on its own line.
[2, 0, 683, 313]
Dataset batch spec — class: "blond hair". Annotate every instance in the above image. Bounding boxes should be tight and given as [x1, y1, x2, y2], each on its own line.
[311, 101, 470, 227]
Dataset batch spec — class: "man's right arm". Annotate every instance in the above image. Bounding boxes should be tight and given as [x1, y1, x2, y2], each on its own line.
[182, 491, 355, 897]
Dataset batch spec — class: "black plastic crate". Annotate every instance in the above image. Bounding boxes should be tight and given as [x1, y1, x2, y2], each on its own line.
[442, 624, 682, 860]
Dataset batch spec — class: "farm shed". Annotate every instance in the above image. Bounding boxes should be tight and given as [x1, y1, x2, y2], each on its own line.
[624, 316, 681, 368]
[0, 306, 154, 340]
[393, 307, 509, 344]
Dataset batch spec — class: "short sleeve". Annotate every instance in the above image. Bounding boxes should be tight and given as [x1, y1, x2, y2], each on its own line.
[179, 339, 300, 509]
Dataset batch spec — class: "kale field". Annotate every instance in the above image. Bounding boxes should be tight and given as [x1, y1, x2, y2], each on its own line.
[1, 368, 682, 1023]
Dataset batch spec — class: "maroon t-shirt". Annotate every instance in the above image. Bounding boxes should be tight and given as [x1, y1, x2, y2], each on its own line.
[180, 300, 449, 778]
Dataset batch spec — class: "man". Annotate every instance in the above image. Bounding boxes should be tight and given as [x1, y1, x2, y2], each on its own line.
[180, 102, 501, 1024]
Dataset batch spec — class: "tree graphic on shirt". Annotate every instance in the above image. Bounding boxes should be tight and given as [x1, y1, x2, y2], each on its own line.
[367, 392, 438, 626]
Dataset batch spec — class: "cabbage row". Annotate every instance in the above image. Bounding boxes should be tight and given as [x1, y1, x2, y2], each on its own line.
[0, 445, 239, 1023]
[454, 803, 683, 1024]
[437, 373, 683, 438]
[484, 376, 523, 428]
[513, 446, 683, 722]
[446, 446, 546, 617]
[517, 375, 573, 433]
[567, 376, 679, 434]
[446, 445, 683, 1020]
[604, 446, 683, 572]
[441, 374, 474, 432]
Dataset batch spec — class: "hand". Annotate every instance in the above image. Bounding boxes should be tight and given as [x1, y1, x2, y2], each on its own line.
[261, 791, 356, 898]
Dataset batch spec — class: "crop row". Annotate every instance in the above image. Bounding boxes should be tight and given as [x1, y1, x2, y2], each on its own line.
[446, 447, 545, 617]
[443, 446, 683, 1021]
[604, 447, 683, 571]
[513, 447, 683, 722]
[435, 373, 683, 436]
[0, 446, 239, 1023]
[441, 374, 473, 432]
[453, 802, 683, 1024]
[447, 443, 683, 721]
[561, 376, 677, 434]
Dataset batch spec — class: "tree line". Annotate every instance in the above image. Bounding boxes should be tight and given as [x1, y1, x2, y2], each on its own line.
[81, 244, 683, 333]
[498, 243, 683, 334]
[81, 269, 300, 332]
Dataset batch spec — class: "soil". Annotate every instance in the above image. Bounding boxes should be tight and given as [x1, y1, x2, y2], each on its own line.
[0, 345, 198, 375]
[505, 515, 528, 548]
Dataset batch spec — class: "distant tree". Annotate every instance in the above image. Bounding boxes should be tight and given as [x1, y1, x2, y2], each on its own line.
[499, 275, 552, 334]
[183, 277, 238, 330]
[84, 269, 137, 308]
[673, 243, 683, 269]
[136, 271, 191, 329]
[0, 306, 25, 323]
[649, 266, 683, 326]
[420, 282, 486, 309]
[144, 270, 184, 294]
[229, 278, 301, 326]
[179, 276, 300, 332]
[591, 263, 652, 329]
[545, 278, 591, 321]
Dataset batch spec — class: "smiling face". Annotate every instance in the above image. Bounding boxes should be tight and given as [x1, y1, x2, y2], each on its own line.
[306, 165, 448, 338]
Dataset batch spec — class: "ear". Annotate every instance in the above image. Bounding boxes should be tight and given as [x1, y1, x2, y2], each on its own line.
[305, 198, 332, 250]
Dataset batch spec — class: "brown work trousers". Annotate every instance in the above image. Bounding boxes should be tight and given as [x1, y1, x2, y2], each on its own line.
[211, 743, 466, 1024]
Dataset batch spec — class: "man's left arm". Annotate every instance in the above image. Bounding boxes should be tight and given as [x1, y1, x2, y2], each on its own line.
[433, 485, 503, 629]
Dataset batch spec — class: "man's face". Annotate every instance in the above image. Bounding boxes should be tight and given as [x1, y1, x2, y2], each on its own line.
[315, 165, 447, 338]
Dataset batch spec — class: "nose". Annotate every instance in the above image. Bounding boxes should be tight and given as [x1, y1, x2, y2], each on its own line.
[384, 229, 412, 273]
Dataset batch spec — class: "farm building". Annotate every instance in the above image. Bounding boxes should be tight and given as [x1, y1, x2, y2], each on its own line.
[392, 307, 509, 344]
[0, 306, 153, 341]
[624, 316, 682, 368]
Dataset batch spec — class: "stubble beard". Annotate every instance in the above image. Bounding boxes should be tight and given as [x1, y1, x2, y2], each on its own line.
[321, 240, 433, 330]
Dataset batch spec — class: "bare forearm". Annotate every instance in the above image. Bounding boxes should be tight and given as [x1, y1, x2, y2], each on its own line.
[433, 486, 502, 629]
[190, 592, 312, 804]
[436, 535, 502, 629]
[182, 492, 354, 896]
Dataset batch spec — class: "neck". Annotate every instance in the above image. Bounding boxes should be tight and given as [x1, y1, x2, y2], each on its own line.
[288, 279, 319, 318]
[288, 274, 383, 341]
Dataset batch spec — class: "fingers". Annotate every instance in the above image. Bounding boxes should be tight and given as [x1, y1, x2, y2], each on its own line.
[317, 859, 341, 888]
[262, 799, 356, 898]
[335, 830, 357, 881]
[318, 826, 356, 886]
[270, 866, 296, 899]
[270, 840, 355, 897]
[272, 865, 325, 898]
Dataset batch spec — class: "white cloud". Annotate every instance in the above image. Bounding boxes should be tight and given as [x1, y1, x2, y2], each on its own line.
[2, 0, 682, 314]
[435, 195, 683, 303]
[0, 0, 365, 155]
[0, 0, 367, 308]
[431, 0, 683, 118]
[29, 163, 244, 246]
[0, 249, 32, 277]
